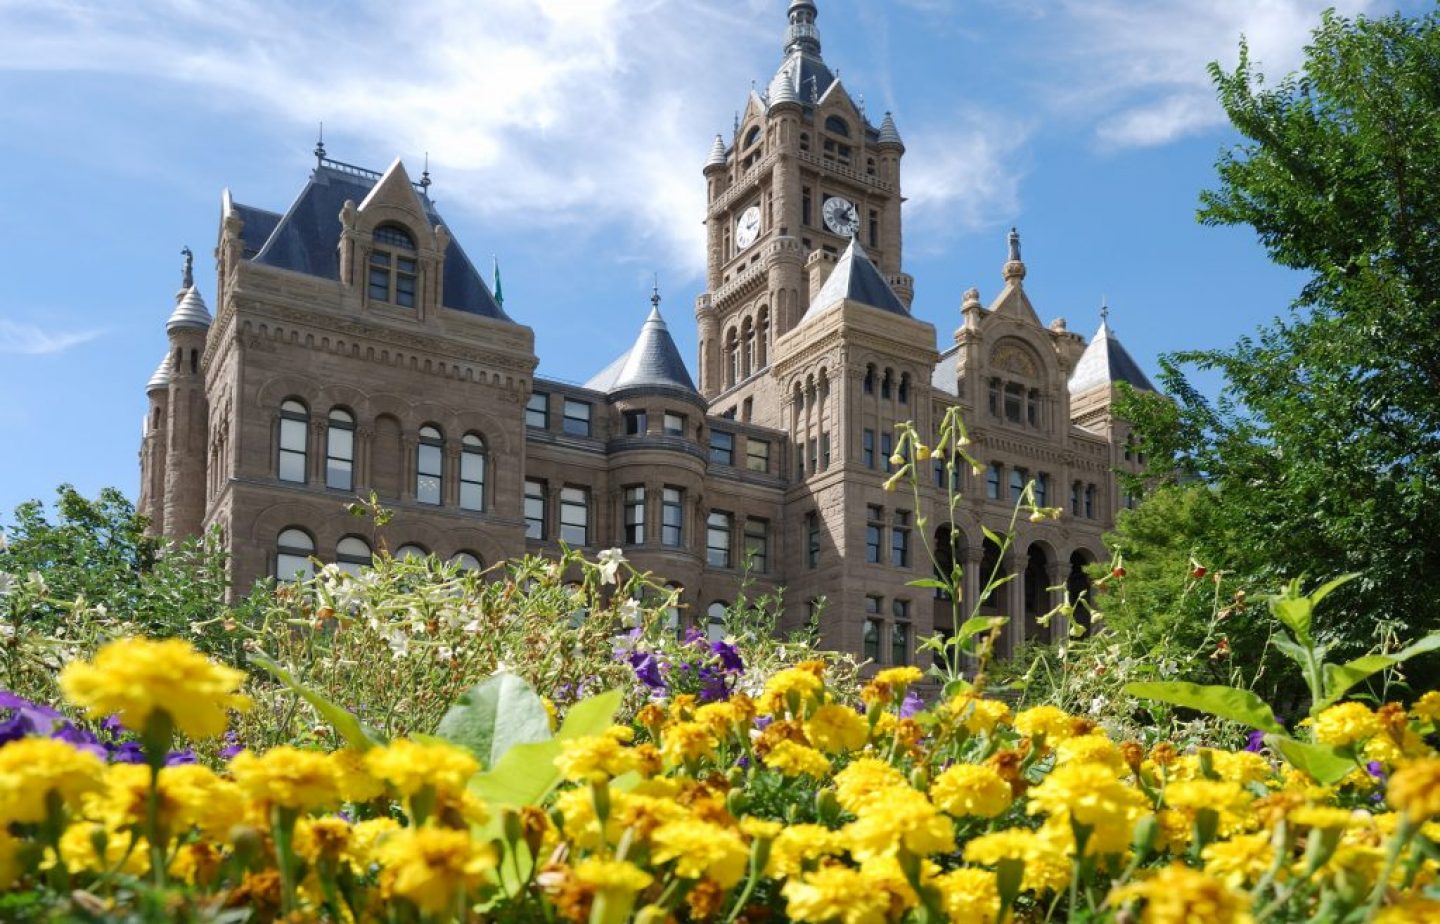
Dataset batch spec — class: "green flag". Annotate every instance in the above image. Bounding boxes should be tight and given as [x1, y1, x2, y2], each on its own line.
[492, 256, 504, 307]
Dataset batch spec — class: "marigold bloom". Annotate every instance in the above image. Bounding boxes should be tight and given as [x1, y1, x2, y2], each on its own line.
[329, 747, 386, 803]
[1056, 734, 1125, 771]
[1388, 758, 1440, 823]
[376, 824, 497, 914]
[650, 818, 749, 887]
[1202, 832, 1276, 889]
[805, 703, 869, 754]
[946, 695, 1012, 737]
[230, 745, 342, 812]
[1110, 863, 1255, 924]
[293, 815, 353, 862]
[1411, 692, 1440, 724]
[934, 867, 1000, 922]
[964, 827, 1070, 893]
[1028, 763, 1148, 855]
[930, 763, 1013, 819]
[365, 738, 479, 798]
[573, 857, 653, 894]
[834, 757, 908, 813]
[844, 785, 954, 860]
[1375, 894, 1440, 923]
[1014, 705, 1075, 743]
[0, 737, 105, 823]
[766, 823, 844, 877]
[761, 665, 826, 711]
[56, 822, 151, 876]
[764, 739, 832, 778]
[345, 816, 401, 868]
[89, 762, 241, 839]
[782, 863, 891, 924]
[661, 720, 718, 767]
[1313, 702, 1382, 747]
[59, 637, 250, 739]
[556, 732, 643, 782]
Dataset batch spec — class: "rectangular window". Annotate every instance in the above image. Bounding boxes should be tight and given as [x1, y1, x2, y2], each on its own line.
[863, 616, 882, 662]
[1004, 383, 1023, 423]
[744, 518, 769, 572]
[459, 447, 485, 512]
[624, 410, 647, 436]
[866, 505, 883, 564]
[706, 511, 733, 568]
[1010, 467, 1027, 500]
[710, 430, 735, 465]
[1035, 473, 1050, 507]
[278, 415, 307, 483]
[395, 257, 417, 308]
[368, 251, 391, 302]
[664, 412, 686, 436]
[820, 432, 831, 470]
[891, 606, 910, 665]
[623, 485, 645, 545]
[524, 480, 546, 539]
[988, 379, 1000, 417]
[559, 487, 589, 546]
[746, 438, 770, 473]
[881, 433, 893, 473]
[987, 463, 1003, 500]
[869, 209, 879, 248]
[806, 512, 821, 568]
[802, 186, 812, 226]
[416, 440, 442, 506]
[808, 438, 818, 475]
[863, 428, 875, 469]
[1085, 484, 1096, 519]
[892, 510, 911, 568]
[562, 399, 592, 437]
[326, 425, 353, 491]
[662, 487, 684, 547]
[1027, 389, 1039, 427]
[526, 392, 550, 429]
[1072, 481, 1083, 516]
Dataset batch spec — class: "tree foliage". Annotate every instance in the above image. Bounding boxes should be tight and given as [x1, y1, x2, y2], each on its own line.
[1118, 9, 1440, 670]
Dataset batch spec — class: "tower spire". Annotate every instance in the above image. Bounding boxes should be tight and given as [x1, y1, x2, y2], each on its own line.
[1003, 227, 1026, 284]
[314, 122, 326, 166]
[785, 0, 821, 56]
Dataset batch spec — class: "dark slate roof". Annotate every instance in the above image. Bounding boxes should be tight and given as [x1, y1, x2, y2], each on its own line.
[246, 163, 510, 321]
[585, 303, 698, 395]
[802, 237, 908, 324]
[233, 203, 281, 260]
[1068, 319, 1156, 393]
[931, 345, 961, 395]
[769, 50, 835, 109]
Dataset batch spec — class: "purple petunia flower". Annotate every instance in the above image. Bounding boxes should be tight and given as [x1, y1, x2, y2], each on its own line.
[0, 690, 64, 741]
[51, 722, 108, 759]
[709, 640, 744, 674]
[218, 731, 244, 761]
[1244, 730, 1266, 753]
[899, 690, 925, 719]
[165, 749, 199, 766]
[627, 649, 666, 690]
[108, 741, 146, 764]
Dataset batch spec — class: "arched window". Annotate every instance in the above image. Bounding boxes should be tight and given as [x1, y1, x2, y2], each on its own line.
[278, 399, 309, 483]
[706, 601, 727, 643]
[416, 425, 443, 505]
[756, 307, 770, 368]
[395, 543, 428, 561]
[824, 115, 850, 137]
[1027, 389, 1041, 427]
[725, 329, 740, 387]
[326, 408, 354, 491]
[744, 125, 761, 148]
[741, 318, 754, 379]
[881, 368, 893, 399]
[370, 224, 418, 308]
[863, 365, 875, 395]
[988, 378, 1001, 416]
[898, 373, 910, 405]
[460, 433, 486, 512]
[336, 535, 372, 577]
[451, 551, 483, 572]
[275, 528, 315, 581]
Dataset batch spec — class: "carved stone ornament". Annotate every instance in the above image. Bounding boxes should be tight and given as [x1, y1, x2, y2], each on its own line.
[991, 342, 1039, 378]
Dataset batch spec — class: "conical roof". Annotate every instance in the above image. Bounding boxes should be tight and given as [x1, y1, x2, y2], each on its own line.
[768, 64, 800, 107]
[146, 354, 172, 392]
[167, 286, 212, 333]
[585, 299, 698, 395]
[706, 134, 727, 168]
[877, 111, 903, 147]
[1068, 316, 1155, 393]
[801, 237, 907, 325]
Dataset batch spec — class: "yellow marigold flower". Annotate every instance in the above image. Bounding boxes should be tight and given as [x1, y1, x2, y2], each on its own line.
[1028, 763, 1148, 856]
[844, 785, 954, 860]
[1014, 705, 1075, 743]
[168, 841, 225, 888]
[556, 732, 642, 782]
[58, 637, 250, 739]
[964, 828, 1037, 865]
[782, 863, 891, 924]
[293, 815, 352, 863]
[767, 823, 844, 877]
[1313, 702, 1382, 747]
[55, 822, 150, 876]
[1388, 758, 1440, 823]
[765, 739, 832, 778]
[930, 763, 1013, 819]
[230, 745, 342, 812]
[805, 703, 870, 754]
[365, 738, 479, 798]
[1056, 734, 1125, 771]
[964, 827, 1071, 893]
[1202, 832, 1276, 890]
[934, 867, 1000, 923]
[1110, 863, 1254, 924]
[661, 720, 718, 768]
[762, 666, 826, 712]
[0, 737, 105, 823]
[1164, 780, 1253, 822]
[947, 695, 1012, 736]
[873, 666, 923, 687]
[345, 816, 400, 869]
[573, 857, 653, 894]
[376, 824, 497, 914]
[1411, 692, 1440, 724]
[1287, 805, 1359, 831]
[834, 757, 908, 814]
[1375, 894, 1440, 923]
[650, 818, 749, 887]
[694, 701, 743, 740]
[856, 854, 923, 913]
[740, 817, 783, 841]
[1208, 750, 1275, 787]
[330, 747, 386, 804]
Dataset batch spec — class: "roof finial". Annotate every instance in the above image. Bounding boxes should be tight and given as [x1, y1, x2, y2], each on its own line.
[419, 151, 432, 194]
[1008, 227, 1022, 262]
[1100, 297, 1110, 326]
[314, 122, 326, 166]
[734, 110, 741, 137]
[1003, 226, 1027, 284]
[180, 245, 194, 290]
[651, 274, 662, 311]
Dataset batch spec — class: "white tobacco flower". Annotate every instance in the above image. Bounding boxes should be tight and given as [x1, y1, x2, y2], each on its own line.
[596, 548, 626, 585]
[25, 572, 46, 595]
[619, 597, 642, 627]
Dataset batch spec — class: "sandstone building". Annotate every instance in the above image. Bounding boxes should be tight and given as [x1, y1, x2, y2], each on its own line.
[138, 0, 1155, 663]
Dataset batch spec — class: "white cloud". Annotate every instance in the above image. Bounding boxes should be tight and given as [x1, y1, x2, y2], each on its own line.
[1051, 0, 1380, 148]
[901, 112, 1031, 254]
[0, 320, 103, 355]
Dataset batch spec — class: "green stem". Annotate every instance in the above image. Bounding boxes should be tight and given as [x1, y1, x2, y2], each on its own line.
[271, 804, 301, 917]
[1362, 815, 1414, 920]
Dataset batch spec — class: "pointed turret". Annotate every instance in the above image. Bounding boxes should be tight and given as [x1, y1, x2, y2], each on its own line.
[705, 134, 728, 170]
[146, 354, 173, 392]
[768, 64, 801, 109]
[167, 286, 212, 333]
[877, 111, 904, 150]
[586, 287, 699, 396]
[162, 251, 210, 540]
[1068, 307, 1156, 394]
[802, 237, 907, 325]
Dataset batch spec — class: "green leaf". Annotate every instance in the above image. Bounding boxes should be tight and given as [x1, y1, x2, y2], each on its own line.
[470, 739, 563, 808]
[557, 689, 623, 741]
[980, 525, 1005, 549]
[1270, 586, 1314, 644]
[1316, 632, 1440, 711]
[941, 678, 973, 699]
[1265, 735, 1356, 786]
[249, 653, 384, 751]
[1123, 681, 1285, 735]
[956, 615, 1003, 644]
[1270, 636, 1311, 671]
[435, 672, 553, 767]
[906, 578, 951, 591]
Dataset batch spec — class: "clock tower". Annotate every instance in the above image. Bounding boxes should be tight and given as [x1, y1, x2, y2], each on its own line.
[695, 0, 910, 405]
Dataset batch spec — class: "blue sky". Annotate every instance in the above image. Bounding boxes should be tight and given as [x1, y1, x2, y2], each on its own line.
[0, 0, 1421, 520]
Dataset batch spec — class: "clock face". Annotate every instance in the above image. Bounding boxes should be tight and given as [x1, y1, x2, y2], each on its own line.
[822, 195, 860, 236]
[735, 205, 761, 250]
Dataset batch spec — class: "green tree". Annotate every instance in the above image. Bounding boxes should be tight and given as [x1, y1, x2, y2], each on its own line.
[1119, 9, 1440, 687]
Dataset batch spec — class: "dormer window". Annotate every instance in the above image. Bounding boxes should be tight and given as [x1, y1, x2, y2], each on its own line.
[824, 115, 850, 137]
[370, 224, 418, 308]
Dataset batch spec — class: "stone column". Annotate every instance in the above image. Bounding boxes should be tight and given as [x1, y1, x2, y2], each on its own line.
[400, 435, 417, 503]
[355, 425, 373, 492]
